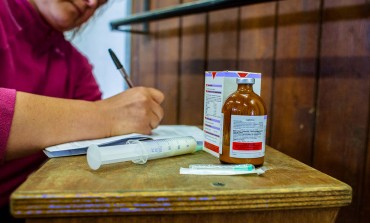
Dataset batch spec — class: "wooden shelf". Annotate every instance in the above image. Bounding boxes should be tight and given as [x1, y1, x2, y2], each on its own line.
[110, 0, 278, 31]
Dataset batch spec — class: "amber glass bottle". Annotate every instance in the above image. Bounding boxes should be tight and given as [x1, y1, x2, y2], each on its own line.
[220, 78, 267, 166]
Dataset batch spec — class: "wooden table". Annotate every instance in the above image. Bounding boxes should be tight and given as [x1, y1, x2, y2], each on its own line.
[11, 146, 351, 223]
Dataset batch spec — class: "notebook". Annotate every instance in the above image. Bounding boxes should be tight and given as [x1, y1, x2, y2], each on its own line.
[43, 125, 204, 158]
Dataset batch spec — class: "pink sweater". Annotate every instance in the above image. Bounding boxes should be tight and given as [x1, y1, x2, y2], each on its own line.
[0, 0, 102, 207]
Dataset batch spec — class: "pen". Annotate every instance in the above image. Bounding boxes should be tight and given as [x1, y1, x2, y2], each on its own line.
[108, 48, 134, 88]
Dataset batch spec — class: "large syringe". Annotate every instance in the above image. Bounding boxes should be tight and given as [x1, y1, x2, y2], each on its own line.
[87, 136, 199, 170]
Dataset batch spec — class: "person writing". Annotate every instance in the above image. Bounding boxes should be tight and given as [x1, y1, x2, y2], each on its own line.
[0, 0, 164, 221]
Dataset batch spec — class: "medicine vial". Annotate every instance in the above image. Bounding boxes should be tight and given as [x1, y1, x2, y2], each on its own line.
[220, 77, 267, 166]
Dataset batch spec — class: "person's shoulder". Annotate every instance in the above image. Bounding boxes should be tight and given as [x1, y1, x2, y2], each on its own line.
[0, 0, 6, 14]
[0, 1, 11, 50]
[56, 39, 93, 76]
[0, 0, 17, 26]
[0, 0, 11, 27]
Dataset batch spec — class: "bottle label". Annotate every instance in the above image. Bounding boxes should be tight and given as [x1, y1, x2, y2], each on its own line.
[230, 115, 267, 158]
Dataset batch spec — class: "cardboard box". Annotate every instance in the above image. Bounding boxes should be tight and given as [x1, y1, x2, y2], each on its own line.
[203, 71, 262, 157]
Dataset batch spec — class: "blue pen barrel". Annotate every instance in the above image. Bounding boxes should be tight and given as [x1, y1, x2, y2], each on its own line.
[87, 136, 198, 170]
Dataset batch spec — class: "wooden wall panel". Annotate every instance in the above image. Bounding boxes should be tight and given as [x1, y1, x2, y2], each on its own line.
[206, 8, 239, 70]
[362, 131, 370, 223]
[130, 0, 141, 85]
[154, 0, 181, 124]
[313, 0, 369, 222]
[132, 0, 181, 124]
[130, 0, 370, 222]
[178, 0, 207, 125]
[271, 0, 321, 165]
[238, 2, 277, 145]
[131, 0, 157, 87]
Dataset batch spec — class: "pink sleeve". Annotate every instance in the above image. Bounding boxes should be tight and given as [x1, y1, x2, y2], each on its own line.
[0, 88, 16, 162]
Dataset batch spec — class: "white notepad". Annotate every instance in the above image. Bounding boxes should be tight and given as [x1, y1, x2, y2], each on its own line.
[43, 125, 204, 158]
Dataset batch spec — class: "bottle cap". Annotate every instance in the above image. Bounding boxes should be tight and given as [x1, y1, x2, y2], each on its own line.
[236, 77, 255, 84]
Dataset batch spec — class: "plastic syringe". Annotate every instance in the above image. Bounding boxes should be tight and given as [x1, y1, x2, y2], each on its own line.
[87, 136, 199, 170]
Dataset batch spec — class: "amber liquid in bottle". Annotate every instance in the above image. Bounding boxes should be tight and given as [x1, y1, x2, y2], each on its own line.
[220, 78, 267, 166]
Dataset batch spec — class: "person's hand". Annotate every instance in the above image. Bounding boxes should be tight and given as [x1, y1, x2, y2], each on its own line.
[95, 87, 164, 136]
[5, 88, 163, 160]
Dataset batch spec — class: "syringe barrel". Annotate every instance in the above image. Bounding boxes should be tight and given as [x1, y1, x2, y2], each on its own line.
[87, 136, 198, 170]
[134, 136, 197, 164]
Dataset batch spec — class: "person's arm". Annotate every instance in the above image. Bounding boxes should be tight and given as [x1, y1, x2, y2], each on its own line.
[5, 87, 164, 161]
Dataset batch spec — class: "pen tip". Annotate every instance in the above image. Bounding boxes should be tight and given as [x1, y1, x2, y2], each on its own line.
[108, 48, 123, 69]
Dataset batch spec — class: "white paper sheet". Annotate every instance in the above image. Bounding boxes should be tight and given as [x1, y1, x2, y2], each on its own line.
[43, 125, 203, 158]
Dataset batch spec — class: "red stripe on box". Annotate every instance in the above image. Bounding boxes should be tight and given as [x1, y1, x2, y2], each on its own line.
[204, 141, 219, 153]
[232, 142, 262, 151]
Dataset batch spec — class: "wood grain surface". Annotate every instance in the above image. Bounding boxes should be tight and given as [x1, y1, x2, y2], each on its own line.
[11, 147, 351, 220]
[270, 0, 320, 165]
[312, 0, 369, 222]
[178, 0, 207, 125]
[238, 1, 277, 145]
[127, 0, 369, 221]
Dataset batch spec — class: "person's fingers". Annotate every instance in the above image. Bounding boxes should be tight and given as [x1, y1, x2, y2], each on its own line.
[148, 88, 165, 104]
[100, 87, 165, 134]
[149, 114, 160, 130]
[152, 101, 164, 121]
[148, 104, 162, 129]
